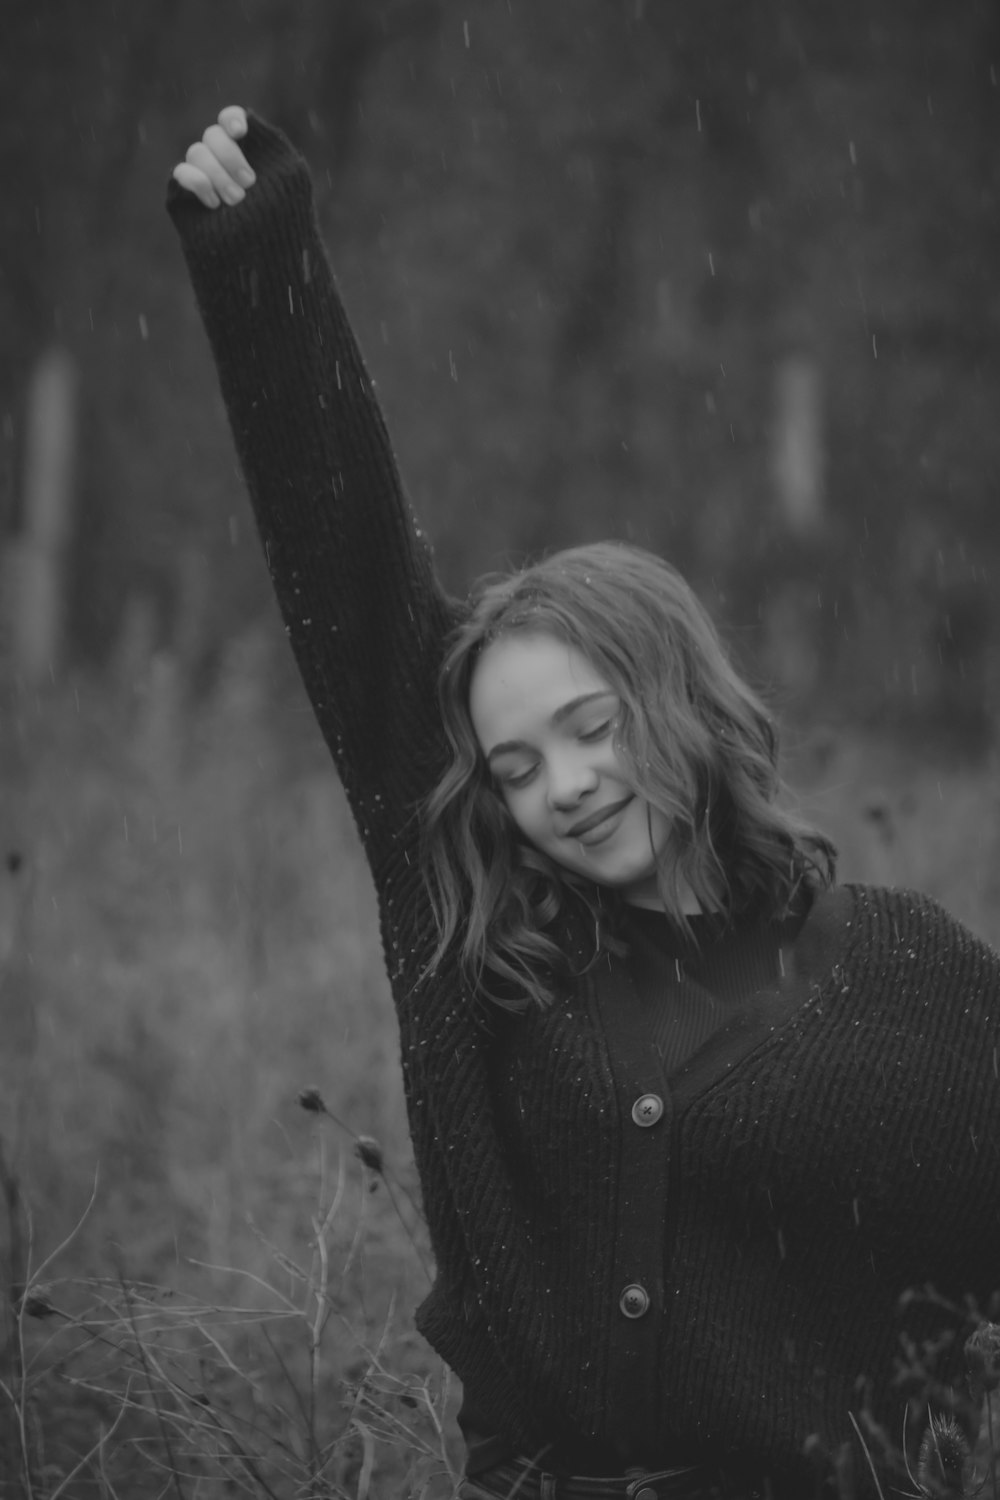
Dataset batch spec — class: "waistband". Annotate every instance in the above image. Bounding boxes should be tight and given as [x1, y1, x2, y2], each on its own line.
[460, 1456, 737, 1500]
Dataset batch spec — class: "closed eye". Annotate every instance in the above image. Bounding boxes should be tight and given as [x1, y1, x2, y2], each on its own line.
[579, 719, 614, 743]
[497, 762, 538, 790]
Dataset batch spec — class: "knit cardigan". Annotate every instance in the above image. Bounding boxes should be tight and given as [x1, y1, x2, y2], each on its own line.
[168, 118, 1000, 1495]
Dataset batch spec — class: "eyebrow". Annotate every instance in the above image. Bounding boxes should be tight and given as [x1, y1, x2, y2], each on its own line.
[485, 690, 617, 764]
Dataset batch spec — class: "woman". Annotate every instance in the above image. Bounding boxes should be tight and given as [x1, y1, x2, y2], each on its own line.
[169, 108, 1000, 1500]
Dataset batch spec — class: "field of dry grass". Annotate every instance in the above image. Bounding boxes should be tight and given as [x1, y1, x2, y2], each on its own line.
[1, 632, 997, 1496]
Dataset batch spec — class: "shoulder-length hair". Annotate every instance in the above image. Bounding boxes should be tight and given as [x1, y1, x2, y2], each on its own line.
[421, 542, 835, 1011]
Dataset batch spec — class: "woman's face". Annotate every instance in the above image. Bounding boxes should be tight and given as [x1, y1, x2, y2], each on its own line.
[468, 631, 677, 909]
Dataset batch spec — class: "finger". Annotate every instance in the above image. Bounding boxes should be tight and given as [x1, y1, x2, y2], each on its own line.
[201, 123, 256, 188]
[184, 140, 247, 205]
[218, 105, 247, 139]
[172, 161, 222, 209]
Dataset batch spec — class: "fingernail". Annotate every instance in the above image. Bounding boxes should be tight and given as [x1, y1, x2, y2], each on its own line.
[237, 165, 256, 187]
[222, 183, 245, 205]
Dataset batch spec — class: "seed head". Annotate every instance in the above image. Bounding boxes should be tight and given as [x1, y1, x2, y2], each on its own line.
[22, 1293, 57, 1320]
[917, 1414, 969, 1497]
[965, 1321, 1000, 1396]
[298, 1087, 327, 1115]
[355, 1136, 384, 1173]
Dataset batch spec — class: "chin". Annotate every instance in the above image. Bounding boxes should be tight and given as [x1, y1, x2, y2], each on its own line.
[607, 868, 659, 894]
[583, 856, 659, 890]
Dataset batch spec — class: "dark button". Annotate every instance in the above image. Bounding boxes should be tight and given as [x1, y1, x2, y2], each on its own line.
[634, 1489, 657, 1500]
[631, 1093, 664, 1128]
[619, 1283, 650, 1319]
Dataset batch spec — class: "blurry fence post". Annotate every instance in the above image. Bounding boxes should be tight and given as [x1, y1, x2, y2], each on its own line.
[764, 351, 827, 697]
[4, 347, 77, 685]
[771, 352, 824, 537]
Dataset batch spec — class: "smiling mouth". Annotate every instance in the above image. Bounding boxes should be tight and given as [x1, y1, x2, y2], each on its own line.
[566, 796, 634, 840]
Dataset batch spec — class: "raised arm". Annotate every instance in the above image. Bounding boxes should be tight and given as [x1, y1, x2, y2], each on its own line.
[167, 109, 461, 871]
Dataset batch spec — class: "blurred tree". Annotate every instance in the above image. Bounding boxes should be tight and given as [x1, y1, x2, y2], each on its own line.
[0, 0, 996, 738]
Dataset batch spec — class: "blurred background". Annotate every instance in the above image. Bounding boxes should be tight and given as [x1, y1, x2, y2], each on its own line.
[4, 0, 1000, 727]
[1, 0, 999, 1492]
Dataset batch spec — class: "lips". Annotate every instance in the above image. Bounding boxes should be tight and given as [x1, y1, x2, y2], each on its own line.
[566, 795, 634, 840]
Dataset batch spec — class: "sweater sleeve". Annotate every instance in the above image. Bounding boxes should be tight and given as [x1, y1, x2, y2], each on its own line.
[166, 115, 461, 871]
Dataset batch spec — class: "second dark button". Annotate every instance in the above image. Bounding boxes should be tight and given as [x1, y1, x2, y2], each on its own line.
[619, 1283, 650, 1319]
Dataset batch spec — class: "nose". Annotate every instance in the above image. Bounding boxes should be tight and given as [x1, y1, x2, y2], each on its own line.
[546, 751, 598, 811]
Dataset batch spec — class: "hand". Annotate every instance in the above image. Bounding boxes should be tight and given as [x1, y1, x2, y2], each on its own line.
[172, 106, 255, 209]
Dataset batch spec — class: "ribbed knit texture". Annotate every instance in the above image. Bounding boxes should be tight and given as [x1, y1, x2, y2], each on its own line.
[460, 905, 799, 1476]
[168, 119, 1000, 1498]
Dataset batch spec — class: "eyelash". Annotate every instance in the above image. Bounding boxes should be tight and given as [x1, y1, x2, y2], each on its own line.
[497, 720, 615, 790]
[579, 719, 614, 743]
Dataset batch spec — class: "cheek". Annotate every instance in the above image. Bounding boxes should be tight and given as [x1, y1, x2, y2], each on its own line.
[648, 806, 674, 851]
[608, 740, 637, 783]
[501, 787, 561, 850]
[505, 792, 547, 839]
[626, 798, 669, 846]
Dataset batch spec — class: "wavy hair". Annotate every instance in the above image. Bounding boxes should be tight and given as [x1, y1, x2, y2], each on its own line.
[421, 542, 835, 1010]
